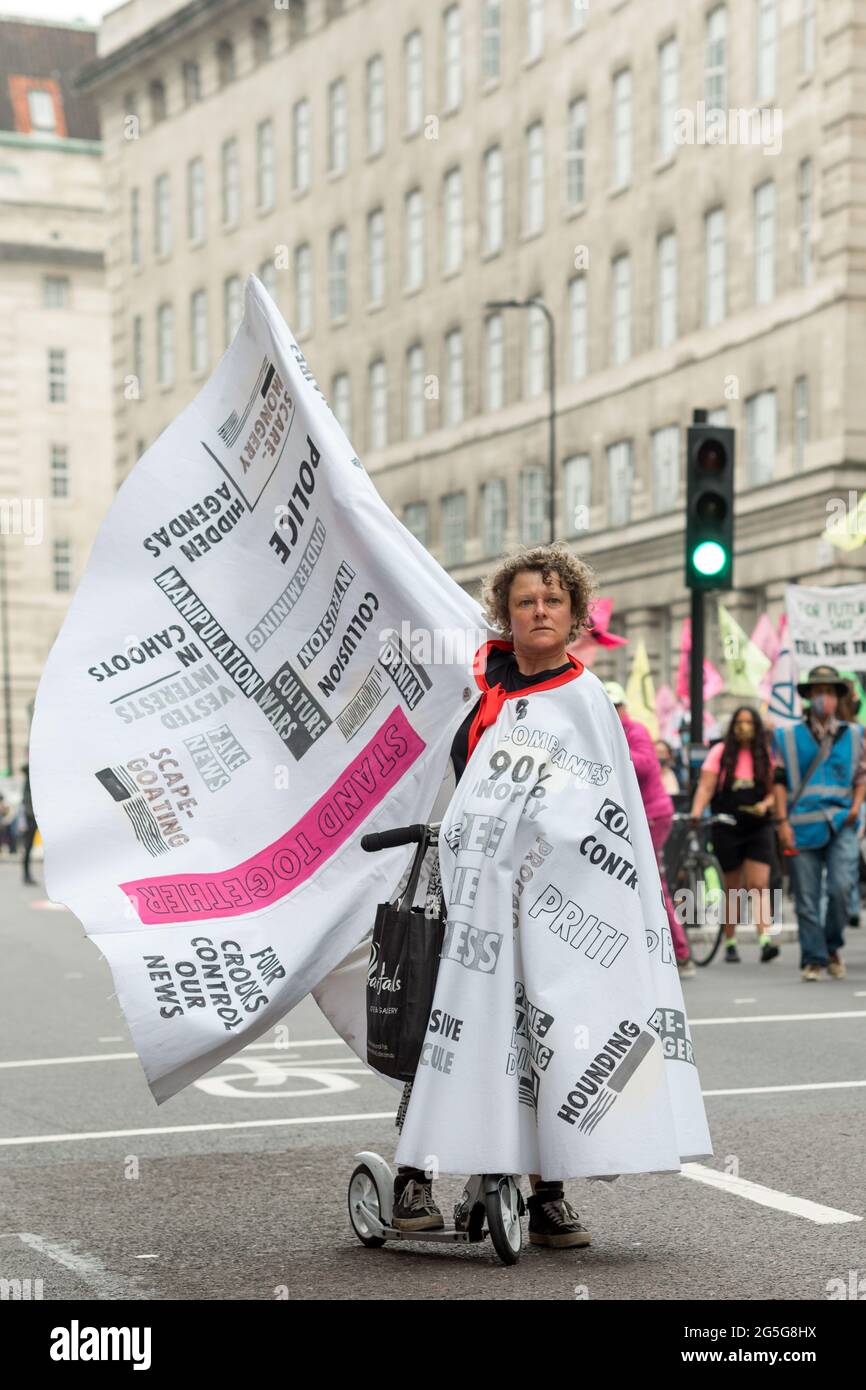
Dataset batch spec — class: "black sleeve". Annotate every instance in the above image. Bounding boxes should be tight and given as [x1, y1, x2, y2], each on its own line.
[773, 765, 788, 787]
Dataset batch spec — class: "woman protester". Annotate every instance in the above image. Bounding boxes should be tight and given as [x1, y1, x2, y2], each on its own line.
[391, 543, 712, 1246]
[689, 707, 780, 964]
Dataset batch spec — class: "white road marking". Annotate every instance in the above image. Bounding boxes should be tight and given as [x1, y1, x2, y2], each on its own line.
[0, 1232, 137, 1296]
[98, 1036, 123, 1043]
[681, 1165, 862, 1225]
[0, 1111, 398, 1147]
[733, 998, 756, 1004]
[705, 1079, 866, 1096]
[0, 1038, 353, 1070]
[690, 1010, 866, 1025]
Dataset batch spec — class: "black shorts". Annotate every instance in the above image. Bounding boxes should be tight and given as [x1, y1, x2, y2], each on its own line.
[710, 821, 775, 873]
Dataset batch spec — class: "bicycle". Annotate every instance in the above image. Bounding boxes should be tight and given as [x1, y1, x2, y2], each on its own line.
[346, 822, 525, 1265]
[667, 813, 736, 967]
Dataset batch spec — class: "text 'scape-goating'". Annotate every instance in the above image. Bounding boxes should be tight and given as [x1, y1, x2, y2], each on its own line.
[30, 276, 484, 1103]
[396, 669, 714, 1178]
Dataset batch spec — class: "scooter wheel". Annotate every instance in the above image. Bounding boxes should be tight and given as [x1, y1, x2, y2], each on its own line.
[485, 1176, 522, 1265]
[348, 1163, 386, 1248]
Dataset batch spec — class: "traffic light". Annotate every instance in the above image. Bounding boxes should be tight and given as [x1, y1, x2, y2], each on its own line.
[685, 424, 734, 590]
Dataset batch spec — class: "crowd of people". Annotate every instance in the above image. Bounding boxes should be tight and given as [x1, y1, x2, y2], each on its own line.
[607, 664, 865, 983]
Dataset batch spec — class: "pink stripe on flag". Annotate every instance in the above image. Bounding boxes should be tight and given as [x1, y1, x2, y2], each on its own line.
[120, 707, 425, 925]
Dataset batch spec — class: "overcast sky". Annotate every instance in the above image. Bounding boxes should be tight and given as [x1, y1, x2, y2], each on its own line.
[1, 0, 123, 24]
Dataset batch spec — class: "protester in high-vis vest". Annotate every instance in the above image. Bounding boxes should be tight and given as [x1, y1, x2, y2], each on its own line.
[773, 665, 866, 981]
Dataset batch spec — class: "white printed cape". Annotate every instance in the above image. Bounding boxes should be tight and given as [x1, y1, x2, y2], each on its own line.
[395, 658, 713, 1178]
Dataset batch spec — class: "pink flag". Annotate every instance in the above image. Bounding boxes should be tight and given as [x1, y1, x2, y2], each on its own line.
[654, 683, 679, 742]
[676, 617, 724, 704]
[568, 596, 628, 668]
[755, 612, 783, 703]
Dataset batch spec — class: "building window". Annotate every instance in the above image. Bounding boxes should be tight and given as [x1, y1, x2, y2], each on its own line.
[190, 289, 208, 374]
[658, 37, 678, 161]
[404, 30, 424, 133]
[367, 208, 386, 307]
[43, 275, 69, 307]
[527, 0, 545, 61]
[800, 0, 816, 76]
[369, 359, 388, 449]
[445, 328, 464, 426]
[568, 0, 587, 33]
[745, 389, 776, 484]
[130, 187, 141, 268]
[404, 501, 429, 546]
[606, 440, 634, 527]
[563, 454, 590, 534]
[485, 313, 504, 411]
[221, 138, 240, 228]
[611, 254, 631, 366]
[223, 276, 242, 347]
[187, 156, 205, 243]
[28, 87, 56, 132]
[793, 376, 809, 470]
[568, 275, 587, 380]
[132, 314, 144, 391]
[50, 444, 69, 499]
[328, 226, 349, 321]
[704, 207, 726, 327]
[526, 303, 546, 398]
[48, 347, 66, 403]
[294, 243, 313, 334]
[481, 0, 502, 81]
[149, 79, 166, 124]
[520, 468, 547, 544]
[328, 78, 348, 175]
[754, 180, 775, 304]
[182, 60, 201, 106]
[258, 258, 277, 301]
[52, 539, 72, 593]
[407, 344, 426, 438]
[564, 96, 586, 208]
[481, 478, 507, 556]
[651, 426, 680, 512]
[256, 120, 275, 212]
[443, 6, 463, 112]
[705, 6, 727, 111]
[332, 372, 351, 436]
[366, 55, 385, 156]
[216, 39, 236, 87]
[442, 167, 463, 274]
[756, 0, 778, 103]
[798, 158, 813, 286]
[154, 172, 171, 257]
[404, 188, 425, 291]
[292, 98, 311, 193]
[612, 69, 632, 189]
[156, 302, 175, 387]
[525, 121, 545, 235]
[657, 231, 677, 348]
[482, 145, 504, 254]
[252, 17, 271, 64]
[441, 491, 467, 565]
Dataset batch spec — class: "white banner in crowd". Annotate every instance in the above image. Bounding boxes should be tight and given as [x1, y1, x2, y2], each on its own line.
[30, 277, 485, 1103]
[786, 583, 866, 669]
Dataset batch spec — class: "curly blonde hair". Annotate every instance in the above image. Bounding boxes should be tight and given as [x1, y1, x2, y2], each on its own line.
[482, 543, 596, 644]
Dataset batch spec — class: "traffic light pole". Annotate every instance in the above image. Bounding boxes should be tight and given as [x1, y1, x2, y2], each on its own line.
[689, 587, 704, 791]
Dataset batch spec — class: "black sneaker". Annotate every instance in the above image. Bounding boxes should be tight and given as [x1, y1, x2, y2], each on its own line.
[527, 1193, 591, 1248]
[392, 1174, 444, 1231]
[760, 941, 780, 963]
[724, 943, 741, 963]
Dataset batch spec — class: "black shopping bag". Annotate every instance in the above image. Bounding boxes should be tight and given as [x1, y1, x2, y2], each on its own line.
[366, 838, 444, 1081]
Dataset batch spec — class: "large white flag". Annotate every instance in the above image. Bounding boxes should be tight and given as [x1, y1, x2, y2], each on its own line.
[30, 277, 484, 1103]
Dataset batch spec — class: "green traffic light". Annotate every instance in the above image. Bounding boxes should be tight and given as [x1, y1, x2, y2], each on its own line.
[692, 540, 727, 576]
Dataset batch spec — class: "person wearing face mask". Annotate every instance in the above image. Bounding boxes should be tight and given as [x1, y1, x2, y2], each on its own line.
[689, 707, 779, 963]
[773, 666, 866, 981]
[655, 739, 683, 797]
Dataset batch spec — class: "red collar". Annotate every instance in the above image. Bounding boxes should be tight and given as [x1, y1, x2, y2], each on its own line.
[466, 640, 584, 761]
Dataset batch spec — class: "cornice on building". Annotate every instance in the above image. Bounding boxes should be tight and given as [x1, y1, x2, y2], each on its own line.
[75, 0, 241, 92]
[0, 242, 104, 269]
[0, 132, 102, 155]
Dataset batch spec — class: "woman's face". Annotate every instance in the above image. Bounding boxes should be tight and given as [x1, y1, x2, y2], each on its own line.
[655, 742, 671, 765]
[508, 570, 573, 659]
[733, 712, 756, 744]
